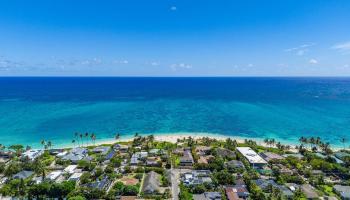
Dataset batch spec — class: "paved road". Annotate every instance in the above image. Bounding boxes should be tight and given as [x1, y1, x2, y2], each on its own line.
[170, 168, 180, 200]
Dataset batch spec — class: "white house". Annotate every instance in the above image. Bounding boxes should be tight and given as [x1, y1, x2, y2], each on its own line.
[64, 165, 78, 174]
[47, 171, 63, 181]
[236, 147, 267, 168]
[21, 150, 44, 161]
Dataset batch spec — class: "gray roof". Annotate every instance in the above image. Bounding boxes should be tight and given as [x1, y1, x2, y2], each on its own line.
[226, 160, 245, 169]
[92, 146, 110, 155]
[254, 179, 293, 197]
[142, 171, 161, 194]
[334, 185, 350, 199]
[62, 153, 84, 163]
[216, 148, 236, 158]
[301, 184, 319, 199]
[193, 192, 222, 200]
[335, 152, 350, 160]
[180, 150, 194, 164]
[13, 170, 34, 179]
[70, 147, 87, 155]
[83, 176, 111, 190]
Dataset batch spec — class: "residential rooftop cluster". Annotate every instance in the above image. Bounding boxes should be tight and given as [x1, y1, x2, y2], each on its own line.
[0, 135, 350, 200]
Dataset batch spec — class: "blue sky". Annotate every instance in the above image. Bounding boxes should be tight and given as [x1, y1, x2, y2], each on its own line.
[0, 0, 350, 76]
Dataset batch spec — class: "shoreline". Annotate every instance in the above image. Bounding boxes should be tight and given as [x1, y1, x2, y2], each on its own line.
[58, 132, 305, 152]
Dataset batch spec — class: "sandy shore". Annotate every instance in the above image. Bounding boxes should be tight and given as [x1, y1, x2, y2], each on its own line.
[62, 132, 299, 152]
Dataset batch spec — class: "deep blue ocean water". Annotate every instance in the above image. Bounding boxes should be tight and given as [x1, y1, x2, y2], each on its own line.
[1, 77, 350, 148]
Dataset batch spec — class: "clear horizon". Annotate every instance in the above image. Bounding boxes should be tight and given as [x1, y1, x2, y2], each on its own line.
[0, 0, 350, 76]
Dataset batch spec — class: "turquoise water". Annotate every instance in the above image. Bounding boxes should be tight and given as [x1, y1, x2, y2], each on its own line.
[1, 77, 350, 148]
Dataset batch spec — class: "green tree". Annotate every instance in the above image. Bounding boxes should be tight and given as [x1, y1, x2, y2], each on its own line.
[213, 170, 235, 185]
[69, 195, 86, 200]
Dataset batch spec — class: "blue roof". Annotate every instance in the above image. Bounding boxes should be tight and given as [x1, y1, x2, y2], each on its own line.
[105, 149, 116, 160]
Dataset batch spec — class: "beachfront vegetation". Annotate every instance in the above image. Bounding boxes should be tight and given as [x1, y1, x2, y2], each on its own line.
[0, 133, 349, 199]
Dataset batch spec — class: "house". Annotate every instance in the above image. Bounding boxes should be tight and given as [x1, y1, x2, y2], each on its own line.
[335, 152, 350, 161]
[149, 148, 162, 156]
[301, 184, 319, 199]
[276, 164, 294, 175]
[146, 157, 161, 167]
[0, 150, 13, 159]
[333, 185, 350, 200]
[68, 172, 83, 181]
[196, 146, 212, 156]
[32, 176, 44, 184]
[13, 170, 34, 179]
[46, 171, 63, 181]
[226, 185, 249, 200]
[225, 187, 242, 200]
[254, 179, 293, 198]
[180, 150, 194, 166]
[62, 147, 88, 163]
[236, 147, 267, 168]
[282, 153, 304, 159]
[49, 148, 65, 155]
[173, 148, 184, 155]
[105, 149, 117, 160]
[259, 152, 284, 162]
[21, 149, 43, 161]
[234, 178, 246, 186]
[182, 170, 212, 186]
[315, 153, 344, 164]
[92, 146, 111, 155]
[64, 165, 78, 174]
[216, 148, 236, 158]
[83, 176, 111, 191]
[198, 155, 214, 164]
[225, 160, 245, 170]
[193, 192, 222, 200]
[142, 171, 161, 194]
[114, 144, 129, 153]
[130, 151, 148, 165]
[56, 151, 68, 158]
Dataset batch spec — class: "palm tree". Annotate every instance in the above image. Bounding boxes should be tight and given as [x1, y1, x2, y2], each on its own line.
[40, 140, 46, 150]
[115, 133, 120, 143]
[316, 137, 321, 146]
[33, 159, 47, 181]
[341, 137, 347, 150]
[309, 137, 315, 149]
[270, 139, 276, 147]
[147, 134, 155, 143]
[0, 144, 5, 151]
[91, 133, 96, 145]
[85, 132, 89, 146]
[134, 132, 139, 138]
[264, 138, 269, 147]
[320, 142, 332, 155]
[79, 133, 83, 147]
[47, 141, 52, 150]
[8, 144, 24, 156]
[72, 140, 76, 148]
[75, 132, 80, 147]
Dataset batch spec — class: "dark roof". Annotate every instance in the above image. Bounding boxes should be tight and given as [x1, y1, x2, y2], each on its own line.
[13, 170, 34, 179]
[83, 177, 111, 190]
[226, 160, 245, 169]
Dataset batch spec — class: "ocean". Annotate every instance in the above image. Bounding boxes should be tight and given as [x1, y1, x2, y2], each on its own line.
[1, 77, 350, 148]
